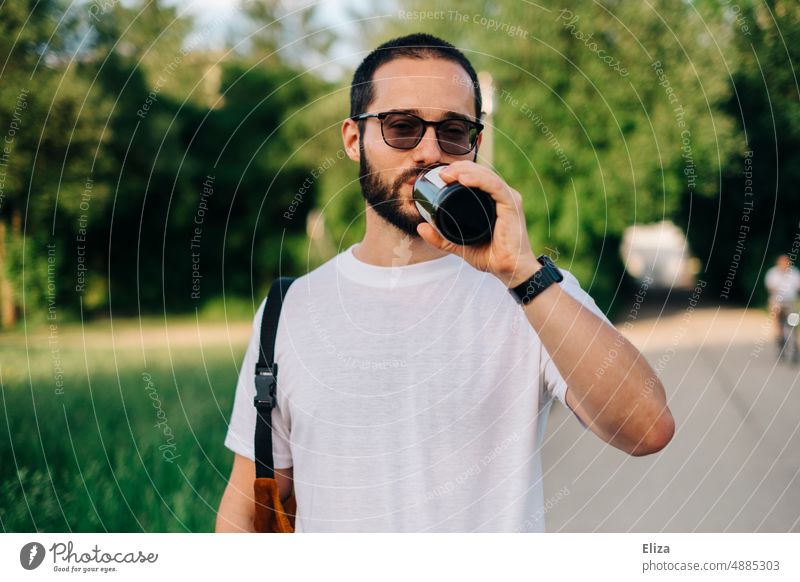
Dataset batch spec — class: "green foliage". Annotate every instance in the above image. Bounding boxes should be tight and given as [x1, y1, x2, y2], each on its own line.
[0, 0, 113, 325]
[1, 0, 332, 323]
[81, 53, 326, 315]
[283, 87, 366, 252]
[679, 0, 800, 304]
[0, 321, 246, 532]
[3, 0, 800, 320]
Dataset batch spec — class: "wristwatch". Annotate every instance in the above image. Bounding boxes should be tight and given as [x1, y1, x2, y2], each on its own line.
[508, 255, 563, 305]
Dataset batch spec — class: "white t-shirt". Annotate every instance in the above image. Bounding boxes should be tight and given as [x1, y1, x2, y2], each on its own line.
[224, 244, 609, 532]
[765, 265, 800, 304]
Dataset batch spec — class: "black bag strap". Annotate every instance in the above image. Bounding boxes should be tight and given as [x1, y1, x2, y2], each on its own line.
[253, 276, 296, 480]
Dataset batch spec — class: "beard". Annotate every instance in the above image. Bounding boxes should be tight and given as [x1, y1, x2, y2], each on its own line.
[358, 143, 432, 238]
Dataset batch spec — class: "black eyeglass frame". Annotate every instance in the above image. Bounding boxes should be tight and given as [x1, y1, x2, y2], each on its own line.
[350, 111, 484, 155]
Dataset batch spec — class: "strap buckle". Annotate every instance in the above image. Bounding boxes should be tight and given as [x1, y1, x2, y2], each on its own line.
[253, 363, 278, 410]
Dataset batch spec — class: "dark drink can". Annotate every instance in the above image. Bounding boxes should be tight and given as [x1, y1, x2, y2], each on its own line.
[412, 165, 496, 246]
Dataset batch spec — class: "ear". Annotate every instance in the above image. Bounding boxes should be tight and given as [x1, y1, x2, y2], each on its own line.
[342, 118, 361, 162]
[472, 132, 483, 162]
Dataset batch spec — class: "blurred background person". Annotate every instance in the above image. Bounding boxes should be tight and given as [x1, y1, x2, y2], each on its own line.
[765, 254, 800, 347]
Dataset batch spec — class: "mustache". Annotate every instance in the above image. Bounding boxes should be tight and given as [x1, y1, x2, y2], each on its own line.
[392, 164, 447, 190]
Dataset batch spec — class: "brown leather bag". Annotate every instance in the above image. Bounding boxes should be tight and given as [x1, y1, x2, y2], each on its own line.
[252, 277, 296, 533]
[253, 476, 296, 532]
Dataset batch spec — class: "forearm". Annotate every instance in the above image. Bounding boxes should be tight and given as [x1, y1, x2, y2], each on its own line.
[215, 483, 256, 533]
[411, 159, 673, 452]
[522, 282, 673, 452]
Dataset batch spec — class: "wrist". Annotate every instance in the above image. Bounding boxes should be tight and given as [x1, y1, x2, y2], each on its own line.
[507, 255, 564, 305]
[504, 256, 542, 288]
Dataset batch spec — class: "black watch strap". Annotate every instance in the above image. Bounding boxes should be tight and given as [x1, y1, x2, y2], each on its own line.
[508, 255, 563, 305]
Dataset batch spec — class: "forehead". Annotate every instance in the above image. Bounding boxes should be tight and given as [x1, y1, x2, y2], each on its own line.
[368, 57, 477, 119]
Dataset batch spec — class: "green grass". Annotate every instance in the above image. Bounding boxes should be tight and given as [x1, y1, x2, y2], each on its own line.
[0, 317, 250, 532]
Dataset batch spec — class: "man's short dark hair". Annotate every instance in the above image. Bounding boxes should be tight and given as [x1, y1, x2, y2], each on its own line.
[349, 33, 482, 121]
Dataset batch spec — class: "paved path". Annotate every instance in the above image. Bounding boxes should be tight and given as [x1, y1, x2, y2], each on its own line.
[543, 305, 800, 532]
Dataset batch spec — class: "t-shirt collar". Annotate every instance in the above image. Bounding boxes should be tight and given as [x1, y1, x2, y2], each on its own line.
[335, 243, 463, 288]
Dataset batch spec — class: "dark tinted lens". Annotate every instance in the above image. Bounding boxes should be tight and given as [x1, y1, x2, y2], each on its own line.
[382, 113, 424, 149]
[438, 119, 477, 154]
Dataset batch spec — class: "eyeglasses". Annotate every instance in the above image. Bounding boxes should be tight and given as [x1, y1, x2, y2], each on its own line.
[351, 111, 483, 156]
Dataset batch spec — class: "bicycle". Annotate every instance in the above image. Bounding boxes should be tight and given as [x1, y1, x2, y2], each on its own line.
[777, 305, 800, 364]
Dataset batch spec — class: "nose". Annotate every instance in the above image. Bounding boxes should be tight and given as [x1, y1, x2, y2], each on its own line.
[410, 124, 443, 166]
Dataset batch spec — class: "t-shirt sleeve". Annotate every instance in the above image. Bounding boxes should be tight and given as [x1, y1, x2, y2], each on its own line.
[540, 269, 611, 431]
[223, 297, 293, 468]
[765, 269, 776, 292]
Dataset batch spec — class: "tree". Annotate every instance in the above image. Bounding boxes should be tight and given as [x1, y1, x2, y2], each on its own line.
[0, 0, 111, 327]
[81, 0, 329, 315]
[681, 0, 800, 305]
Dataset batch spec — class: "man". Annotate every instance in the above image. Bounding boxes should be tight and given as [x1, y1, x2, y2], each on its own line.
[765, 254, 800, 345]
[216, 33, 674, 533]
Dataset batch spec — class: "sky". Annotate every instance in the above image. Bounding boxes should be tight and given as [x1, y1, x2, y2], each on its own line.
[157, 0, 372, 78]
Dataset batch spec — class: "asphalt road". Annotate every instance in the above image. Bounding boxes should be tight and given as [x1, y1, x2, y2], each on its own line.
[542, 302, 800, 532]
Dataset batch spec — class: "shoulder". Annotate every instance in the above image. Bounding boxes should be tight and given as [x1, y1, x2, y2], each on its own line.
[557, 268, 609, 322]
[558, 268, 584, 292]
[252, 256, 340, 327]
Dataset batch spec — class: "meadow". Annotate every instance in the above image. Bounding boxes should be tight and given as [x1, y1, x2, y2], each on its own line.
[0, 316, 251, 532]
